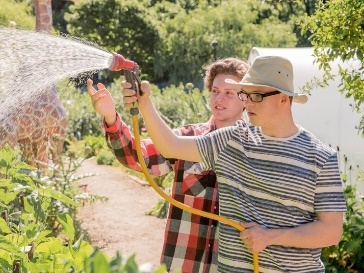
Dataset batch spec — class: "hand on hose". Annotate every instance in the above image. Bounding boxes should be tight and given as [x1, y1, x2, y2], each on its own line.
[240, 222, 270, 253]
[87, 79, 116, 126]
[121, 80, 151, 110]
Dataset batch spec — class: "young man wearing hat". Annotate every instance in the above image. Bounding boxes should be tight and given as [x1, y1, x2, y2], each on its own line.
[118, 55, 347, 272]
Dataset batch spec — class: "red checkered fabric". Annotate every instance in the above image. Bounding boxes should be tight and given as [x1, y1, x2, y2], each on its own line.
[103, 113, 220, 273]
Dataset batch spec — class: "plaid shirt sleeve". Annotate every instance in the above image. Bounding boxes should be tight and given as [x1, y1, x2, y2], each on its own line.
[103, 112, 173, 176]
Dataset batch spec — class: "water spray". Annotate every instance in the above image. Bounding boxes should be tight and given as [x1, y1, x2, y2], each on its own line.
[108, 53, 259, 273]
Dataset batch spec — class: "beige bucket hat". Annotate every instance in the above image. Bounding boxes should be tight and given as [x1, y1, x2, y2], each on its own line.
[226, 55, 308, 103]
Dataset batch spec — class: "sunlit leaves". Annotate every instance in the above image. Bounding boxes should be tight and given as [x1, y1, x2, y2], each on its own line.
[301, 0, 364, 135]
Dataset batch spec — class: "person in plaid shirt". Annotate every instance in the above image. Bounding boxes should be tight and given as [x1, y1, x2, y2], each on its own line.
[87, 57, 249, 273]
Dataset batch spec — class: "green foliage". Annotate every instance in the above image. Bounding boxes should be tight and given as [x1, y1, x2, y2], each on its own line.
[84, 135, 106, 158]
[57, 80, 104, 138]
[145, 172, 174, 218]
[77, 248, 169, 273]
[59, 76, 211, 140]
[0, 145, 164, 273]
[61, 0, 304, 85]
[152, 83, 211, 128]
[145, 198, 169, 219]
[321, 156, 364, 272]
[253, 0, 316, 47]
[300, 0, 364, 135]
[52, 0, 73, 34]
[0, 0, 35, 29]
[154, 0, 297, 84]
[65, 0, 160, 79]
[147, 0, 184, 22]
[0, 145, 92, 272]
[96, 149, 117, 166]
[62, 131, 116, 165]
[322, 185, 364, 272]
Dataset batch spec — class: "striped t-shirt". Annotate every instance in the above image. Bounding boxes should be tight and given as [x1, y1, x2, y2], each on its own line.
[195, 121, 347, 273]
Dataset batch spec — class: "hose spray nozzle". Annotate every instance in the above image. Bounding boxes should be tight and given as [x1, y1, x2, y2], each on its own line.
[109, 52, 141, 115]
[109, 52, 139, 71]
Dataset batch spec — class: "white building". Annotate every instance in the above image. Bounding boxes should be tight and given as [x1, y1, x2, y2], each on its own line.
[248, 47, 364, 193]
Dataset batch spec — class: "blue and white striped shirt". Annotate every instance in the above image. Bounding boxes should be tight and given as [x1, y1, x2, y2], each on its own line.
[195, 121, 346, 273]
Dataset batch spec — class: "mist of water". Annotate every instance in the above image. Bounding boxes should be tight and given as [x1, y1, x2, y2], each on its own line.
[0, 27, 114, 127]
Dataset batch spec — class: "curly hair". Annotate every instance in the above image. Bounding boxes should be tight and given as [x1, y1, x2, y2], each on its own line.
[203, 58, 250, 91]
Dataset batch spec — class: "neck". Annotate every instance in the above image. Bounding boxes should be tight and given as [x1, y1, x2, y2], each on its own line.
[261, 124, 298, 138]
[261, 113, 298, 138]
[215, 118, 240, 129]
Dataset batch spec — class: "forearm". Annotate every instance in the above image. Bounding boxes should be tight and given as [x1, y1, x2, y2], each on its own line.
[268, 212, 343, 248]
[104, 112, 117, 127]
[104, 112, 172, 175]
[139, 99, 201, 162]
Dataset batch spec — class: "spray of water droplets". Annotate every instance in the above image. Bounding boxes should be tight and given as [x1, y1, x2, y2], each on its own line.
[0, 27, 114, 142]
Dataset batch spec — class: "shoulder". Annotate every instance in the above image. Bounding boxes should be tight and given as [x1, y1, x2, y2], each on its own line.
[300, 127, 335, 151]
[297, 126, 337, 161]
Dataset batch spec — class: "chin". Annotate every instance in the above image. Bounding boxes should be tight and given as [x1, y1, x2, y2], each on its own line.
[248, 117, 259, 126]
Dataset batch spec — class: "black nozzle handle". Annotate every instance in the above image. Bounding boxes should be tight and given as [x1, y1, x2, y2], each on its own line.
[124, 69, 140, 115]
[124, 69, 136, 91]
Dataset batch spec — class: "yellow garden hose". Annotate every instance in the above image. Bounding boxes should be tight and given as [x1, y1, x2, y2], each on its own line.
[130, 112, 259, 273]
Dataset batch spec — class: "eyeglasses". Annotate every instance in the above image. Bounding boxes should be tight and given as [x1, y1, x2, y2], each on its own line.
[237, 90, 281, 102]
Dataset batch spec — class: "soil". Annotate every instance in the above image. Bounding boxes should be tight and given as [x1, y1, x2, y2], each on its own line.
[76, 157, 166, 269]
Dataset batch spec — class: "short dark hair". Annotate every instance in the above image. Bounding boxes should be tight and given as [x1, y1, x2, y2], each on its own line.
[203, 58, 250, 91]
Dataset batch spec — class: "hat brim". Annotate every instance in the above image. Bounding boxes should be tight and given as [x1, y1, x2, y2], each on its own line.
[225, 79, 308, 104]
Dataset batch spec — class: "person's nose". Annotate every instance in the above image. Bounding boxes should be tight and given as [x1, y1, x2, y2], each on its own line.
[215, 92, 225, 100]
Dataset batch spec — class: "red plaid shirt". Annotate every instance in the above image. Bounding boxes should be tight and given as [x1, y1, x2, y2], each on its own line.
[103, 113, 220, 273]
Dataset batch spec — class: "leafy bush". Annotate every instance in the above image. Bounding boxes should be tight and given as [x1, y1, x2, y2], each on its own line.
[145, 172, 174, 219]
[57, 80, 104, 139]
[154, 0, 297, 84]
[84, 135, 106, 158]
[321, 156, 364, 272]
[59, 76, 211, 142]
[0, 144, 91, 272]
[0, 0, 35, 29]
[152, 83, 211, 128]
[0, 145, 169, 273]
[96, 149, 116, 166]
[76, 248, 169, 273]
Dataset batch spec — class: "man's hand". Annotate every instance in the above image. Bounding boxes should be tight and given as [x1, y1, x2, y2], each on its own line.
[240, 222, 270, 253]
[87, 79, 116, 126]
[240, 211, 344, 253]
[121, 80, 151, 110]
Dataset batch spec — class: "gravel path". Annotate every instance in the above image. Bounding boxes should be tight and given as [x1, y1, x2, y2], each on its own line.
[76, 158, 166, 268]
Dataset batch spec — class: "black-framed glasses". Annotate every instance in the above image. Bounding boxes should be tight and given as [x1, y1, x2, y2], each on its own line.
[237, 90, 281, 102]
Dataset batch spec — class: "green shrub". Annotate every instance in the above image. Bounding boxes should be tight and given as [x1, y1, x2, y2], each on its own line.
[96, 149, 116, 166]
[0, 145, 168, 273]
[145, 172, 174, 219]
[321, 156, 364, 272]
[84, 135, 106, 158]
[0, 0, 35, 29]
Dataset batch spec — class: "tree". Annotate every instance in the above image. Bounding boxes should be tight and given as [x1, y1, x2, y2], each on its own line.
[65, 0, 160, 80]
[253, 0, 318, 47]
[154, 0, 298, 85]
[301, 0, 364, 135]
[51, 0, 73, 34]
